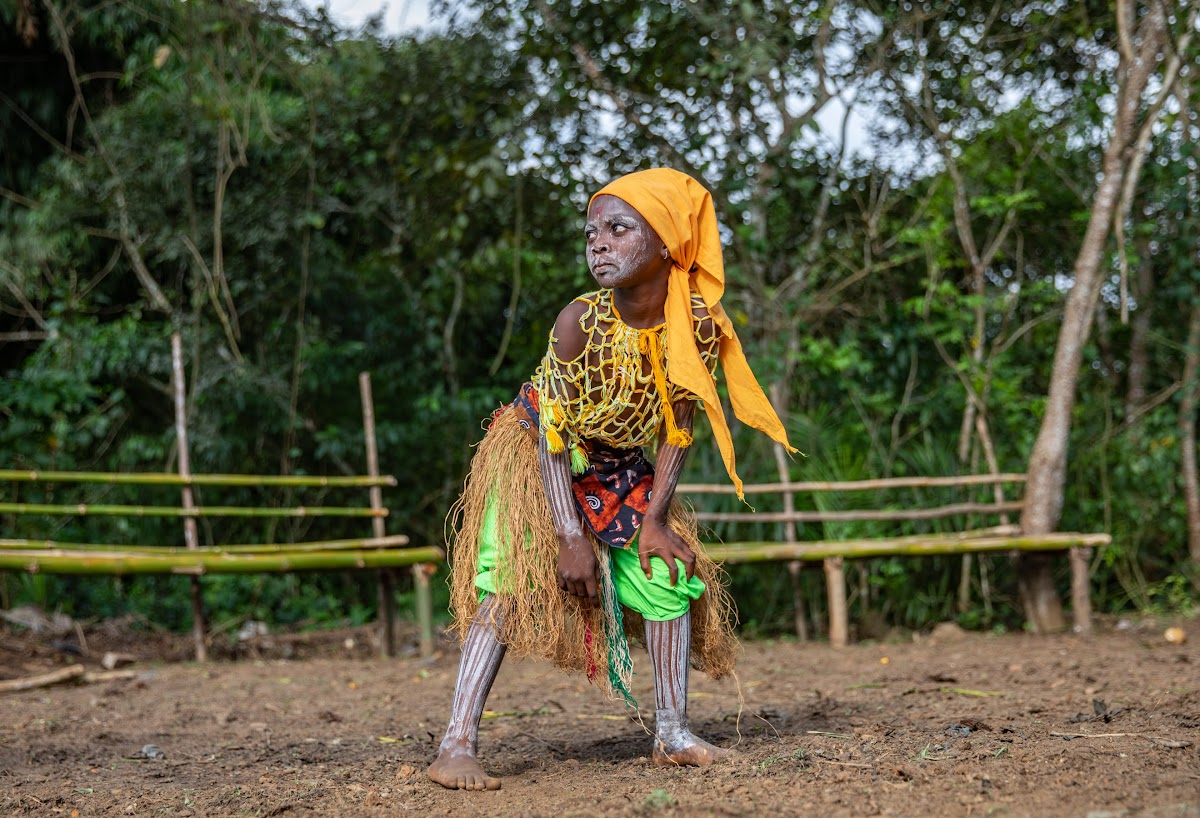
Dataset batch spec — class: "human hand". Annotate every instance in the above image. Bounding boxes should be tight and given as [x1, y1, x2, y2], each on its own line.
[557, 531, 599, 601]
[636, 518, 696, 587]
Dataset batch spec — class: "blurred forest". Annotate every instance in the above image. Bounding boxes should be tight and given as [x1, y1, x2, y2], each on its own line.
[1, 0, 1198, 639]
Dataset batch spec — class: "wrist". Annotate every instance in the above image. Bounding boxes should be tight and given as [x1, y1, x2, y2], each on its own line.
[558, 526, 587, 544]
[643, 511, 668, 528]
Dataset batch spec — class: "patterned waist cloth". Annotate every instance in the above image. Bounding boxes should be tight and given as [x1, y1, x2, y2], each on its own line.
[502, 382, 653, 548]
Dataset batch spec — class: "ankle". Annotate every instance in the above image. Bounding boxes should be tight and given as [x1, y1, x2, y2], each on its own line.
[654, 708, 689, 742]
[438, 734, 476, 756]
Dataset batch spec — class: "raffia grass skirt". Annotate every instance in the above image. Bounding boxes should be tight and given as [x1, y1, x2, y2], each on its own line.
[447, 409, 739, 687]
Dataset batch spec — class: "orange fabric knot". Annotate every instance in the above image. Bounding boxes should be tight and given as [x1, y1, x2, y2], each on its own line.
[591, 168, 797, 498]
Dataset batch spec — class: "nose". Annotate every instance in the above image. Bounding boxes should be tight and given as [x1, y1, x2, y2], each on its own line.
[590, 237, 609, 255]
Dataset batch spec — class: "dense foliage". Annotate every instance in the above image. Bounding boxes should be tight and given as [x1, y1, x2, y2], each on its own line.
[1, 0, 1196, 637]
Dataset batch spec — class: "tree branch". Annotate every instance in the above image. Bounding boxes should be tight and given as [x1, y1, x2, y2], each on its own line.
[43, 0, 173, 314]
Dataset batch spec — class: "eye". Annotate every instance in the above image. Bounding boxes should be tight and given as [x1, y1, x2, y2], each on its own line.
[612, 224, 627, 234]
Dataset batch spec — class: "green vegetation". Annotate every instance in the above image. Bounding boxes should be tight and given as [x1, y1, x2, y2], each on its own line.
[1, 0, 1197, 635]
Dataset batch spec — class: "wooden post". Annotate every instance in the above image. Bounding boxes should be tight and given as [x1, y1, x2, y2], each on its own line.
[171, 332, 207, 662]
[1069, 546, 1092, 635]
[776, 446, 808, 642]
[769, 383, 808, 642]
[359, 372, 434, 658]
[359, 372, 396, 658]
[824, 556, 848, 648]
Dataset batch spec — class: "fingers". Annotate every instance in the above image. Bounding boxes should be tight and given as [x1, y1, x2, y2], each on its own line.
[682, 546, 696, 582]
[643, 546, 696, 587]
[558, 572, 599, 601]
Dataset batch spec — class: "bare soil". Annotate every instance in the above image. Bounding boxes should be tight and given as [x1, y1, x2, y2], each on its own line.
[2, 617, 1198, 818]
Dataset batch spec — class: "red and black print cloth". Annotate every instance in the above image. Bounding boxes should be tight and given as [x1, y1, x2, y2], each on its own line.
[500, 383, 653, 548]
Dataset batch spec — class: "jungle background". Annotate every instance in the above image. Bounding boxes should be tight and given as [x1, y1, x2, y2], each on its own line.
[2, 0, 1199, 642]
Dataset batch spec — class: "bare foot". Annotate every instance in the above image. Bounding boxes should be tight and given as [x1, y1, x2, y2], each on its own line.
[426, 747, 502, 791]
[651, 734, 730, 767]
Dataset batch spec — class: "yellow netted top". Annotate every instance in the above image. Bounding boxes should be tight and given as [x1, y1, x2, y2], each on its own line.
[532, 289, 720, 468]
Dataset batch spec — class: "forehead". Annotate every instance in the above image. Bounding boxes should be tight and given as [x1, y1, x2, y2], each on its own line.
[587, 194, 647, 224]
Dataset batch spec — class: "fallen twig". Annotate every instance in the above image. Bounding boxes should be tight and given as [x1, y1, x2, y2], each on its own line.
[0, 664, 85, 693]
[512, 730, 569, 755]
[942, 687, 1003, 697]
[812, 757, 874, 768]
[82, 670, 139, 683]
[482, 706, 555, 719]
[1151, 738, 1193, 749]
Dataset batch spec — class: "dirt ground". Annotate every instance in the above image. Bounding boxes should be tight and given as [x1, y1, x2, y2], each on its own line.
[1, 616, 1198, 818]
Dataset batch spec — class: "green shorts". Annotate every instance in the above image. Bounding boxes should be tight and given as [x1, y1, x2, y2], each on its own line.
[474, 494, 705, 622]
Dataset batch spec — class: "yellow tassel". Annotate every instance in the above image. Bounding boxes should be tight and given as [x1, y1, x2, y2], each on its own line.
[639, 330, 691, 449]
[569, 444, 589, 475]
[666, 426, 693, 448]
[545, 425, 565, 454]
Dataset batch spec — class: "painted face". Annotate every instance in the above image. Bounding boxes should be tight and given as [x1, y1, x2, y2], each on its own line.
[584, 195, 670, 289]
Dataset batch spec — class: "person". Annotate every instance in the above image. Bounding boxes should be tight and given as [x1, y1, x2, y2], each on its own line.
[426, 168, 795, 791]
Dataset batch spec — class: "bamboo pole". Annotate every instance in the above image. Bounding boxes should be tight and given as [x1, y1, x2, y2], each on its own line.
[697, 525, 1017, 561]
[0, 470, 397, 487]
[705, 533, 1111, 563]
[359, 372, 397, 659]
[0, 534, 411, 553]
[679, 473, 1028, 494]
[173, 333, 206, 662]
[694, 500, 1025, 524]
[0, 546, 445, 575]
[0, 503, 388, 518]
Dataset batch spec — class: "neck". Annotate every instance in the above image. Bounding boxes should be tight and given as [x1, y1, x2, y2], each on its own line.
[611, 277, 669, 329]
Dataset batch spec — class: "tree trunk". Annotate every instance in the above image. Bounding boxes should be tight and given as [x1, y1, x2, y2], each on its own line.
[1125, 245, 1154, 419]
[1019, 1, 1165, 632]
[1180, 301, 1200, 568]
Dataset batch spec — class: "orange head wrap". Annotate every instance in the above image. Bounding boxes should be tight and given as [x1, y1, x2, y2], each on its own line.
[590, 168, 795, 498]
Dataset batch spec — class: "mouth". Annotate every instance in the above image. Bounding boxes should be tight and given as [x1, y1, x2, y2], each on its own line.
[592, 262, 616, 274]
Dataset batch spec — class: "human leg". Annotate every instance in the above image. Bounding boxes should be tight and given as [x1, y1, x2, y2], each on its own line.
[644, 609, 728, 765]
[427, 595, 507, 790]
[609, 538, 727, 765]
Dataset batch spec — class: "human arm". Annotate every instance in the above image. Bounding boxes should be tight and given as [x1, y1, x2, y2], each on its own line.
[538, 301, 599, 600]
[539, 433, 599, 600]
[636, 398, 698, 586]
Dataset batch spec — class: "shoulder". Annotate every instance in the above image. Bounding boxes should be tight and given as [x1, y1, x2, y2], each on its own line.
[548, 294, 594, 362]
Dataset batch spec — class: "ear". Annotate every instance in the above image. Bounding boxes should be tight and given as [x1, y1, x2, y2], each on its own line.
[661, 245, 670, 260]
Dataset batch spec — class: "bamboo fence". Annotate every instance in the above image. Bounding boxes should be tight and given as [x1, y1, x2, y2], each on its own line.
[0, 503, 387, 518]
[0, 535, 410, 553]
[686, 473, 1107, 647]
[678, 473, 1029, 494]
[1, 353, 432, 660]
[693, 500, 1026, 524]
[706, 532, 1111, 563]
[0, 546, 443, 575]
[1, 471, 433, 659]
[0, 470, 396, 487]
